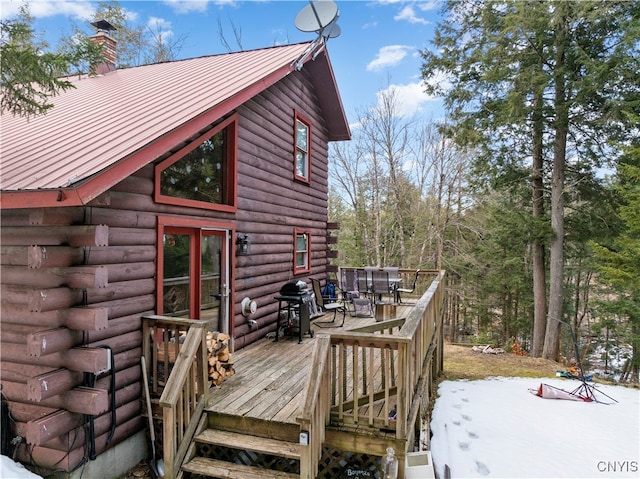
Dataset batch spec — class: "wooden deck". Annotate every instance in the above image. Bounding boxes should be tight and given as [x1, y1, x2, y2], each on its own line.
[148, 270, 445, 479]
[205, 305, 413, 425]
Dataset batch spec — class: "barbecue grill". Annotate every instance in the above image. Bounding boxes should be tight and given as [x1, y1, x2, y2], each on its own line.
[274, 281, 314, 343]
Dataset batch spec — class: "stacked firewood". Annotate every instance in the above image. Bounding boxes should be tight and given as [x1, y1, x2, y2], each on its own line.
[207, 331, 235, 386]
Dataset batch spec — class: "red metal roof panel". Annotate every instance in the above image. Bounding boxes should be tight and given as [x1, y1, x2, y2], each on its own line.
[1, 42, 348, 202]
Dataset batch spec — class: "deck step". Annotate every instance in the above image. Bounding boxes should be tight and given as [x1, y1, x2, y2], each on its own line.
[194, 428, 301, 459]
[182, 456, 300, 479]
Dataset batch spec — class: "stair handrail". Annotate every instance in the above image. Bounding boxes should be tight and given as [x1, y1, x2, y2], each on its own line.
[157, 320, 209, 479]
[296, 334, 332, 479]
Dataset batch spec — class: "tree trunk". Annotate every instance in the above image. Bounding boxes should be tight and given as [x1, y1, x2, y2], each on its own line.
[372, 150, 383, 267]
[543, 4, 569, 360]
[531, 79, 547, 357]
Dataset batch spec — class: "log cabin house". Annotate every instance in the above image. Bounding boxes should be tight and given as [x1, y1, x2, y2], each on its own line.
[0, 30, 352, 477]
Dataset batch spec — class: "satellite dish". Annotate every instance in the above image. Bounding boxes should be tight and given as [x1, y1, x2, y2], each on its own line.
[295, 0, 339, 33]
[321, 19, 341, 39]
[292, 1, 341, 71]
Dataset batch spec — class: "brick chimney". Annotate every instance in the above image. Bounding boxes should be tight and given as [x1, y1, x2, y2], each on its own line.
[89, 20, 117, 75]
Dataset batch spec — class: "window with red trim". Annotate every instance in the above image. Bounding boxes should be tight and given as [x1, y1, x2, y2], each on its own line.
[155, 116, 237, 212]
[293, 229, 311, 275]
[294, 112, 311, 183]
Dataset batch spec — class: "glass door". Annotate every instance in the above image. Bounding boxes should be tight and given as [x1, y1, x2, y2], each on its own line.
[161, 226, 230, 333]
[162, 231, 192, 318]
[200, 231, 229, 333]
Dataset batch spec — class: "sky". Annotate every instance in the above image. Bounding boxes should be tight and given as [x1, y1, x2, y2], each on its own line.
[0, 0, 447, 127]
[430, 377, 640, 479]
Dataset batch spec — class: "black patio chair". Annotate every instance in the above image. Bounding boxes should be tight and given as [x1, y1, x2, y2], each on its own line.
[359, 266, 378, 297]
[396, 269, 420, 303]
[310, 278, 346, 327]
[383, 266, 400, 302]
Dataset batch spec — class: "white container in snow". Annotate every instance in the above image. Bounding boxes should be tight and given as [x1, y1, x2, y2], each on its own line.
[405, 451, 435, 479]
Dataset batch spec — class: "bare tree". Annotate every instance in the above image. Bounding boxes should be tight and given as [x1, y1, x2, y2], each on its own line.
[358, 88, 413, 266]
[145, 18, 187, 63]
[329, 139, 376, 266]
[411, 122, 468, 270]
[217, 16, 243, 52]
[56, 1, 186, 68]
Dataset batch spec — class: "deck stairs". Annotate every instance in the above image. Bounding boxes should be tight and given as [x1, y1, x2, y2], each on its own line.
[178, 411, 303, 479]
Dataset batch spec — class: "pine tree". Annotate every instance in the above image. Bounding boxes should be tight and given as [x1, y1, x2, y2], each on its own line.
[0, 5, 103, 117]
[592, 131, 640, 383]
[421, 0, 640, 359]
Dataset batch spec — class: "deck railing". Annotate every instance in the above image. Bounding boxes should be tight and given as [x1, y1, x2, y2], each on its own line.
[297, 335, 332, 479]
[394, 270, 445, 439]
[297, 270, 445, 478]
[141, 315, 209, 479]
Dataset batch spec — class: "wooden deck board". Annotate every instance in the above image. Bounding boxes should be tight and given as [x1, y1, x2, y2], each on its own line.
[205, 303, 412, 427]
[250, 358, 310, 421]
[208, 346, 284, 404]
[225, 349, 309, 419]
[183, 457, 299, 479]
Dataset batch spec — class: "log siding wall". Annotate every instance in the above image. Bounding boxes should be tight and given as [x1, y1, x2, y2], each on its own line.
[0, 68, 333, 471]
[233, 69, 331, 348]
[0, 205, 152, 470]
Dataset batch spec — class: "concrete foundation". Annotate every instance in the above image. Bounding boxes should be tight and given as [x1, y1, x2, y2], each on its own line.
[43, 431, 147, 479]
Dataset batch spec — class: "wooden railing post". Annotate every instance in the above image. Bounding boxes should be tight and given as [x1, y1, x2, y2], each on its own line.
[141, 315, 209, 479]
[297, 335, 331, 479]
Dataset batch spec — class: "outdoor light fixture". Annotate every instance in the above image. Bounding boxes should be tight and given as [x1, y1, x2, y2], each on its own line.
[237, 233, 250, 256]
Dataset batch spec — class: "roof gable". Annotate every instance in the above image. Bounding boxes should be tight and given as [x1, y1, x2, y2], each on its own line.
[0, 42, 350, 208]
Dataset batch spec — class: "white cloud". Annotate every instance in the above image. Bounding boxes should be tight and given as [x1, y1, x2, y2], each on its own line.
[148, 16, 172, 31]
[122, 7, 139, 23]
[0, 1, 144, 23]
[162, 0, 236, 14]
[367, 45, 412, 72]
[162, 0, 213, 14]
[394, 5, 430, 25]
[147, 16, 173, 43]
[0, 0, 94, 20]
[377, 81, 437, 118]
[417, 1, 440, 12]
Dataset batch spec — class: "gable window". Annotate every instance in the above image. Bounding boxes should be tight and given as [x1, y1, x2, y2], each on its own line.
[293, 228, 311, 275]
[155, 115, 237, 212]
[294, 112, 311, 183]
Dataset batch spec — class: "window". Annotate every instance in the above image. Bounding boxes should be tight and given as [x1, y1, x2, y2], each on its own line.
[293, 228, 311, 275]
[155, 115, 237, 212]
[294, 112, 311, 183]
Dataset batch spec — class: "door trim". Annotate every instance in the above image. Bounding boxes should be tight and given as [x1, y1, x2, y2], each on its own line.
[156, 216, 235, 337]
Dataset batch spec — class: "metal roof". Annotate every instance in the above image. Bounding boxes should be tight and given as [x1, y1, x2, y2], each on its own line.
[0, 42, 350, 207]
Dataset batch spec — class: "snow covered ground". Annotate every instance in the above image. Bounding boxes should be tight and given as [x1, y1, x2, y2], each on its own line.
[430, 377, 640, 479]
[1, 455, 43, 479]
